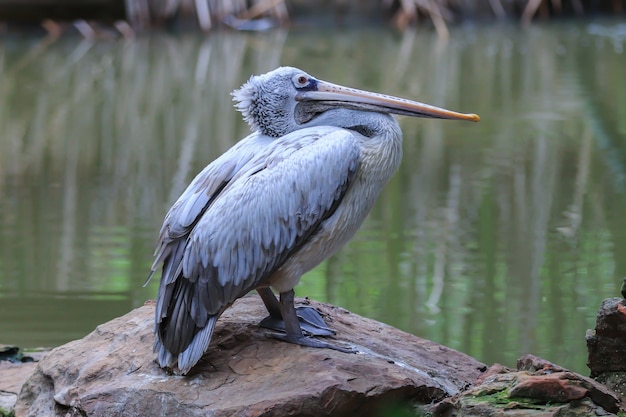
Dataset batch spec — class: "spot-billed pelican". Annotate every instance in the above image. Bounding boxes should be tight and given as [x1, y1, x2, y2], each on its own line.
[147, 66, 480, 374]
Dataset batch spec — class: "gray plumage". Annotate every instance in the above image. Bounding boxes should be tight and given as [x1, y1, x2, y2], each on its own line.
[147, 67, 479, 374]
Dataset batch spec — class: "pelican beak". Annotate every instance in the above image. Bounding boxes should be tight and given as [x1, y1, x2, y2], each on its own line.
[297, 80, 480, 122]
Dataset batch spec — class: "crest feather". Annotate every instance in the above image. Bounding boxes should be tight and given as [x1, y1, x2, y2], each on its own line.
[231, 75, 260, 133]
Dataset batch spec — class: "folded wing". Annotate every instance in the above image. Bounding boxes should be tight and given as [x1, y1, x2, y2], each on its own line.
[151, 127, 360, 371]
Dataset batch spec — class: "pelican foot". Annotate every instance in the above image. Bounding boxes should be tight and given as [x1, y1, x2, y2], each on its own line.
[259, 306, 335, 337]
[262, 289, 356, 353]
[269, 332, 355, 354]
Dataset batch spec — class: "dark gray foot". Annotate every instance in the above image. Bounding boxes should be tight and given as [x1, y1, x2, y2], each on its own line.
[259, 306, 336, 337]
[261, 289, 355, 354]
[269, 331, 354, 353]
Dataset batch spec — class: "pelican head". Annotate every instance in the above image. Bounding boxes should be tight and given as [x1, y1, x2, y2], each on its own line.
[232, 66, 479, 138]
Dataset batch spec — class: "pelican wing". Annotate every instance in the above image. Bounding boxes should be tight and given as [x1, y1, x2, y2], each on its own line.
[151, 135, 274, 266]
[154, 127, 360, 359]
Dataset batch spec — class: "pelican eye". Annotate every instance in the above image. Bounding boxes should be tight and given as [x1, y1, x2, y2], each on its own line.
[293, 74, 318, 91]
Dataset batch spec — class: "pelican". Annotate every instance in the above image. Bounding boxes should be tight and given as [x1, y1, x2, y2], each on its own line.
[147, 66, 479, 374]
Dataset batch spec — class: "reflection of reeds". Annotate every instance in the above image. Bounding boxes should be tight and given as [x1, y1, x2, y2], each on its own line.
[144, 0, 626, 36]
[1, 25, 625, 371]
[387, 0, 624, 29]
[0, 31, 286, 296]
[8, 0, 624, 38]
[129, 0, 289, 30]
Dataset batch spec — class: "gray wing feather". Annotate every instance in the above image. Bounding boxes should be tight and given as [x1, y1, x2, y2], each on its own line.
[151, 135, 274, 268]
[153, 127, 360, 368]
[184, 128, 358, 294]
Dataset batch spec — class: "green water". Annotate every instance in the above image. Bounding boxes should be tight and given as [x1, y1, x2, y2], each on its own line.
[1, 22, 625, 374]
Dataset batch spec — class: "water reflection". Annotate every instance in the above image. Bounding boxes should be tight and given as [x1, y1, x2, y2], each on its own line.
[1, 24, 625, 374]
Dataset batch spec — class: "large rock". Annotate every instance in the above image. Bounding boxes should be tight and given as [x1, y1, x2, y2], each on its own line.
[430, 354, 624, 416]
[14, 296, 485, 417]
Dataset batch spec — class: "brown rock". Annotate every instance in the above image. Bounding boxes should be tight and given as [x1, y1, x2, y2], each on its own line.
[14, 296, 485, 417]
[587, 297, 626, 403]
[431, 355, 624, 417]
[475, 363, 511, 385]
[514, 354, 623, 413]
[587, 298, 626, 376]
[0, 350, 48, 412]
[516, 353, 568, 373]
[508, 374, 588, 403]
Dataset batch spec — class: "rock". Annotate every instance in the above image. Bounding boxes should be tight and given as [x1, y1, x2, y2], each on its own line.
[0, 349, 48, 414]
[596, 372, 626, 401]
[587, 298, 626, 375]
[516, 353, 568, 373]
[14, 296, 485, 417]
[517, 354, 622, 413]
[508, 374, 588, 403]
[429, 355, 624, 417]
[586, 297, 626, 398]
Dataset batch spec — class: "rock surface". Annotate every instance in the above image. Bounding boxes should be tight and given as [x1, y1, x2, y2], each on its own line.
[430, 354, 624, 417]
[587, 297, 626, 375]
[0, 350, 48, 414]
[587, 297, 626, 398]
[14, 296, 486, 417]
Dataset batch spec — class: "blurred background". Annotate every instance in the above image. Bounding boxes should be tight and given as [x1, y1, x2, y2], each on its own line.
[1, 0, 625, 375]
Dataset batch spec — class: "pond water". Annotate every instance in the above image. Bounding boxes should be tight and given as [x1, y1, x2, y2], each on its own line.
[1, 22, 625, 374]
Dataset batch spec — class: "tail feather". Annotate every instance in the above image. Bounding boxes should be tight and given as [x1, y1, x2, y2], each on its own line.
[177, 316, 218, 374]
[154, 315, 218, 375]
[154, 338, 175, 368]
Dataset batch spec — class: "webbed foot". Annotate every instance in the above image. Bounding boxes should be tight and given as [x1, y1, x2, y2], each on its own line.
[259, 306, 335, 337]
[269, 331, 354, 353]
[259, 288, 355, 354]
